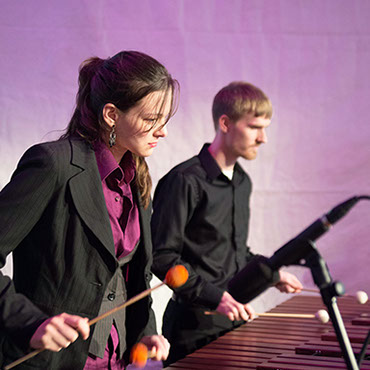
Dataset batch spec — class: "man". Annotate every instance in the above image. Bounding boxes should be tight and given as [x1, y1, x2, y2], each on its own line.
[151, 81, 302, 365]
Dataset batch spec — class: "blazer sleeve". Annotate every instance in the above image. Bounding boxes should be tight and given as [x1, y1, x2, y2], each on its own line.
[0, 144, 59, 347]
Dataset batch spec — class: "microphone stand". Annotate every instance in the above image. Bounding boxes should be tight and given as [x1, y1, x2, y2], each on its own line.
[302, 241, 359, 370]
[231, 238, 361, 368]
[230, 196, 370, 368]
[358, 330, 370, 366]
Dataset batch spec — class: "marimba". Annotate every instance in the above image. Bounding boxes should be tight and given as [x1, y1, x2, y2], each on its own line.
[165, 295, 370, 369]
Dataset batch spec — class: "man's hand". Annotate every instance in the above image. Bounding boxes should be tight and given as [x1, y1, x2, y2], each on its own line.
[140, 335, 170, 361]
[275, 270, 303, 293]
[30, 313, 90, 352]
[216, 291, 256, 321]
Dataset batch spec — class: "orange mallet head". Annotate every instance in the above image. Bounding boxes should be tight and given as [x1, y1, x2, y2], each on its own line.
[164, 265, 189, 289]
[130, 342, 149, 368]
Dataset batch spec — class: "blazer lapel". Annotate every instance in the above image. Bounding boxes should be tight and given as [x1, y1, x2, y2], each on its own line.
[134, 190, 151, 264]
[68, 139, 116, 259]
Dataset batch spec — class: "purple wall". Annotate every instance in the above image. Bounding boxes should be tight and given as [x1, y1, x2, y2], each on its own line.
[1, 0, 369, 326]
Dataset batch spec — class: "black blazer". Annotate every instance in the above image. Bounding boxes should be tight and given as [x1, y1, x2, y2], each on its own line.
[0, 137, 156, 369]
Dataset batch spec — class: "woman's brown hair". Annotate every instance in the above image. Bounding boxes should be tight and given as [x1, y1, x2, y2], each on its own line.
[62, 51, 179, 208]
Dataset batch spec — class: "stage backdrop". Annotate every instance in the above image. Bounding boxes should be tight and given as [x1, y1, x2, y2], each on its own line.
[1, 0, 369, 332]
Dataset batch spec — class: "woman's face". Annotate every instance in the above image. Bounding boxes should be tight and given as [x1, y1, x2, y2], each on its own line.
[110, 90, 172, 160]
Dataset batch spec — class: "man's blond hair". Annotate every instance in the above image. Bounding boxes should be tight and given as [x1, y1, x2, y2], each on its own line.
[212, 82, 272, 130]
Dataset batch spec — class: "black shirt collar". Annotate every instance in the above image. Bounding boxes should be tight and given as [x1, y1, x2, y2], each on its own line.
[198, 144, 222, 180]
[198, 143, 245, 184]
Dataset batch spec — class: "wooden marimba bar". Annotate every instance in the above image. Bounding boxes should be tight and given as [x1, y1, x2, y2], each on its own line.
[165, 295, 370, 369]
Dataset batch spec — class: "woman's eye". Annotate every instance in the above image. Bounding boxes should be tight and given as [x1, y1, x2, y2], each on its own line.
[142, 118, 158, 132]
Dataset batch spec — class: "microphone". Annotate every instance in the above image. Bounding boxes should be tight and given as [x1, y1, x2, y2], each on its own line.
[268, 196, 363, 270]
[228, 195, 369, 304]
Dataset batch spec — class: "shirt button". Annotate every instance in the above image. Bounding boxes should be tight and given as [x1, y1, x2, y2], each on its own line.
[115, 196, 120, 202]
[107, 293, 116, 301]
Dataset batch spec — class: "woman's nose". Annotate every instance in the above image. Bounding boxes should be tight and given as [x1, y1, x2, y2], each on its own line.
[155, 125, 168, 138]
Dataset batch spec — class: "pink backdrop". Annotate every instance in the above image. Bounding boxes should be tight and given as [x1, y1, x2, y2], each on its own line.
[1, 0, 369, 330]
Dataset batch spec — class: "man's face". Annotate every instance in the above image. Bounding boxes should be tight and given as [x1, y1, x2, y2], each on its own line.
[225, 113, 271, 160]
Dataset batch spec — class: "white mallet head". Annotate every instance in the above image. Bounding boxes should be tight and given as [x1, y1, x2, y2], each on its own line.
[315, 309, 330, 324]
[356, 290, 368, 304]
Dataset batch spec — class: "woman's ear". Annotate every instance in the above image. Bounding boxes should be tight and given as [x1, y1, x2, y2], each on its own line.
[102, 103, 119, 128]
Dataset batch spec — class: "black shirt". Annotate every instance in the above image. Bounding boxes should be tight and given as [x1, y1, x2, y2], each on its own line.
[151, 144, 254, 310]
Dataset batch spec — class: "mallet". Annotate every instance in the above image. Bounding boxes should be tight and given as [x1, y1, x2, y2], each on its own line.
[4, 265, 189, 370]
[302, 288, 368, 304]
[204, 308, 330, 323]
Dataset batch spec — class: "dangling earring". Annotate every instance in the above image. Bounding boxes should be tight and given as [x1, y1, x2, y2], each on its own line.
[109, 124, 116, 147]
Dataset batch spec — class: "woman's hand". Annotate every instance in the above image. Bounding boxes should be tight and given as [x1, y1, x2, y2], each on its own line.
[30, 313, 90, 351]
[139, 334, 170, 361]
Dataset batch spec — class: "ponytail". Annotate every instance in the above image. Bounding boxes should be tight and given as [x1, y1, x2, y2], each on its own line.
[62, 51, 179, 209]
[62, 57, 107, 142]
[133, 155, 152, 209]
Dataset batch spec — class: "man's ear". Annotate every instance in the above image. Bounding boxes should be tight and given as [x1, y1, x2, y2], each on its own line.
[102, 103, 119, 128]
[218, 114, 232, 134]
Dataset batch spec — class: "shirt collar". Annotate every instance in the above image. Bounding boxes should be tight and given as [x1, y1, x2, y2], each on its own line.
[94, 140, 136, 184]
[198, 143, 245, 184]
[198, 144, 222, 180]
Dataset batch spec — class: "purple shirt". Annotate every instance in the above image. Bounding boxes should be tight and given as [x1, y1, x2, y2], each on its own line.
[94, 140, 140, 259]
[84, 141, 140, 369]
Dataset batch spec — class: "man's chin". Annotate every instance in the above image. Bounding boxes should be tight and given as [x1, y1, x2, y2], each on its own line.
[242, 151, 258, 160]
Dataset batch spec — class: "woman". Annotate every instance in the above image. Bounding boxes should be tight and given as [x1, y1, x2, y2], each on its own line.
[0, 51, 179, 369]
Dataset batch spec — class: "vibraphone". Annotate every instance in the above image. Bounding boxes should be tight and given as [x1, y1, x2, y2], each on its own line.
[165, 295, 370, 369]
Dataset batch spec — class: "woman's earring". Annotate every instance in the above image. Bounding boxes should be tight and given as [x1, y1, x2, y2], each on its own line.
[109, 124, 116, 147]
